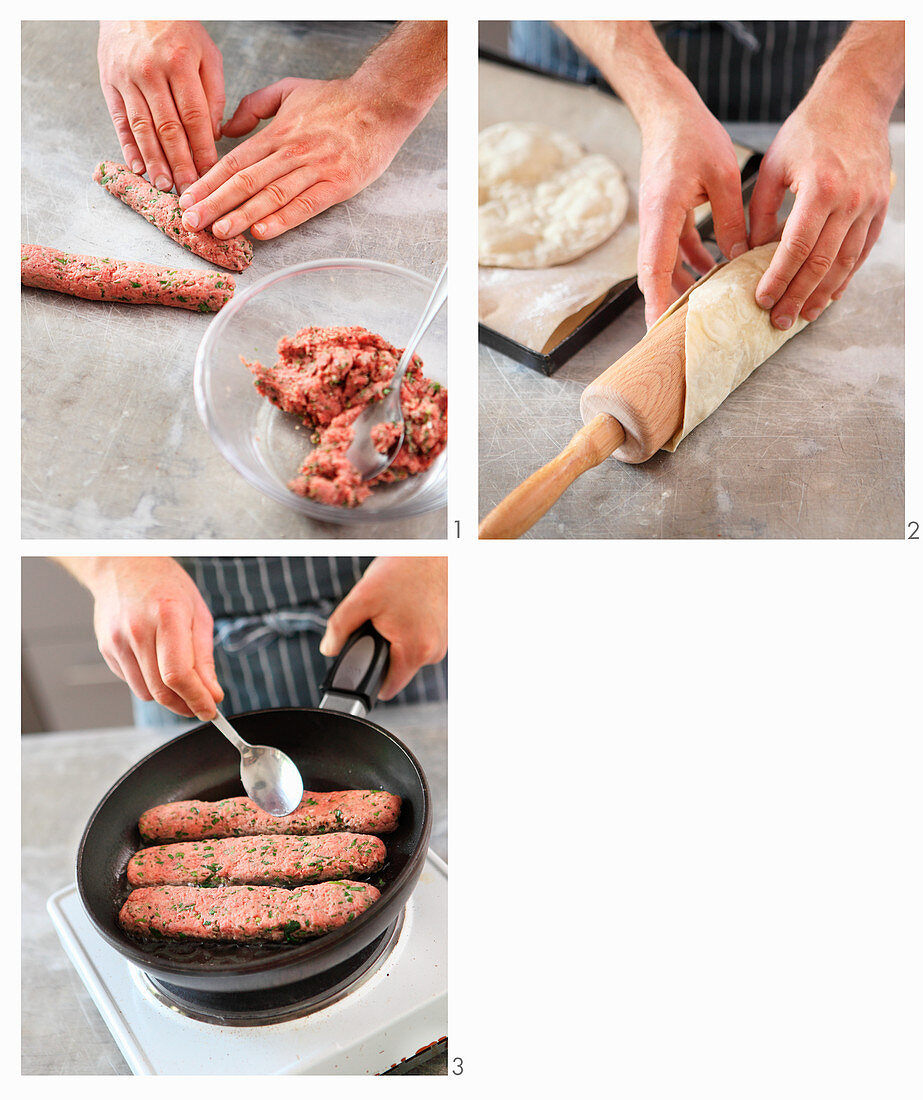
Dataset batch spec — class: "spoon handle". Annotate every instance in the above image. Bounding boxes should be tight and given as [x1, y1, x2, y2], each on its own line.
[212, 708, 248, 754]
[395, 263, 448, 382]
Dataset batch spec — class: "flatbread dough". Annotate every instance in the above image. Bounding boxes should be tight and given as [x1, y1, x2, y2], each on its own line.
[579, 243, 814, 461]
[662, 242, 810, 451]
[478, 121, 629, 269]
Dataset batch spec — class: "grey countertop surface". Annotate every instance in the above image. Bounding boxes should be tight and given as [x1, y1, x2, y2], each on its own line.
[21, 20, 447, 540]
[479, 122, 904, 539]
[21, 701, 447, 1075]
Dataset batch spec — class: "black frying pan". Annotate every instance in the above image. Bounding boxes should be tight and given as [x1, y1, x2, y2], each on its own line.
[76, 623, 432, 995]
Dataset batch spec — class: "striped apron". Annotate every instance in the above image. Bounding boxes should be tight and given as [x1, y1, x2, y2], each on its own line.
[131, 557, 448, 727]
[508, 21, 850, 122]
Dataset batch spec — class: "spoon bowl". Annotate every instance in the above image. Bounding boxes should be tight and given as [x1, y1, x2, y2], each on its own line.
[211, 708, 303, 816]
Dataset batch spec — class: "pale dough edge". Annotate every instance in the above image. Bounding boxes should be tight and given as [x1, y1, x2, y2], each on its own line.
[662, 242, 810, 452]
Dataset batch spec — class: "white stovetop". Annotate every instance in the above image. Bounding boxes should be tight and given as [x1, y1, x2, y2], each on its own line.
[47, 851, 447, 1075]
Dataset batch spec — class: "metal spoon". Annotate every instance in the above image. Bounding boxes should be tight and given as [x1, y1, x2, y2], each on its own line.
[211, 708, 303, 816]
[345, 263, 448, 482]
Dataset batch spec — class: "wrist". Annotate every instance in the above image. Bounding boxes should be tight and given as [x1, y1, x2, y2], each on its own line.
[808, 23, 904, 126]
[348, 21, 446, 131]
[53, 555, 116, 593]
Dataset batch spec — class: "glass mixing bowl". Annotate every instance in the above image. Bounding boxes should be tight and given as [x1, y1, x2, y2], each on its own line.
[194, 259, 447, 523]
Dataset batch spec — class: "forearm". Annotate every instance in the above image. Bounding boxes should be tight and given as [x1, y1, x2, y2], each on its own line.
[555, 20, 698, 131]
[53, 556, 119, 593]
[805, 21, 904, 123]
[349, 20, 447, 129]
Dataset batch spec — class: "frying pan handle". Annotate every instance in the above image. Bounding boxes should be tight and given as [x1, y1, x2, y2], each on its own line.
[319, 621, 390, 717]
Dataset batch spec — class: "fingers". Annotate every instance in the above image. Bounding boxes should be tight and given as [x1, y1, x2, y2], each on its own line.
[166, 71, 220, 182]
[706, 164, 749, 263]
[800, 214, 873, 320]
[99, 641, 152, 705]
[677, 214, 716, 275]
[112, 73, 219, 194]
[154, 601, 220, 719]
[191, 603, 224, 705]
[178, 137, 273, 230]
[830, 207, 886, 303]
[755, 180, 854, 328]
[319, 587, 371, 659]
[180, 153, 346, 240]
[378, 644, 420, 702]
[99, 84, 146, 175]
[220, 81, 288, 138]
[747, 159, 789, 248]
[198, 45, 227, 143]
[250, 180, 345, 240]
[637, 195, 685, 327]
[116, 81, 177, 192]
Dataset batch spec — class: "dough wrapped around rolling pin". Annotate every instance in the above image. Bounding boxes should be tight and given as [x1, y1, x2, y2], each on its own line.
[580, 242, 812, 459]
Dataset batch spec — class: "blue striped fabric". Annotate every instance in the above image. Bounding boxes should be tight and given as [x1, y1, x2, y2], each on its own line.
[508, 21, 850, 122]
[131, 557, 447, 727]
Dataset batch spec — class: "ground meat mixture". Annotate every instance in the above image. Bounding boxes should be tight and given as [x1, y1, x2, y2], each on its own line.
[138, 789, 402, 843]
[119, 881, 380, 942]
[21, 244, 234, 312]
[127, 833, 387, 887]
[94, 161, 252, 272]
[242, 325, 448, 506]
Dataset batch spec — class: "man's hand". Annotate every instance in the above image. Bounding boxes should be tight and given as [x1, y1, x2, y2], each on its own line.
[97, 20, 225, 195]
[319, 558, 447, 701]
[55, 557, 223, 721]
[637, 103, 749, 326]
[556, 22, 748, 327]
[177, 21, 446, 241]
[748, 22, 904, 328]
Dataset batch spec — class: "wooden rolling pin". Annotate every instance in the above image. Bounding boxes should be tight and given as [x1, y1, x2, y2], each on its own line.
[478, 298, 690, 539]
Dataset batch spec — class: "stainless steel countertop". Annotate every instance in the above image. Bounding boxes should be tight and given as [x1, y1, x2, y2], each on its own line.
[21, 21, 447, 539]
[20, 701, 447, 1075]
[479, 122, 904, 539]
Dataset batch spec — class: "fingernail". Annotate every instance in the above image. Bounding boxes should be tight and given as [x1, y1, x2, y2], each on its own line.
[318, 630, 333, 656]
[131, 160, 144, 175]
[179, 192, 193, 210]
[802, 306, 820, 322]
[214, 219, 230, 237]
[253, 223, 266, 238]
[155, 175, 172, 192]
[756, 292, 774, 310]
[730, 242, 748, 259]
[774, 314, 792, 330]
[183, 209, 200, 230]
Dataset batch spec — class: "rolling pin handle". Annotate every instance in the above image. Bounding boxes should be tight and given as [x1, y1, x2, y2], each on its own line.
[478, 413, 626, 539]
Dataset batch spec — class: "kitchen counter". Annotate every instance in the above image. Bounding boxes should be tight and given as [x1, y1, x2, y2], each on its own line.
[20, 701, 447, 1075]
[478, 122, 904, 539]
[21, 21, 447, 539]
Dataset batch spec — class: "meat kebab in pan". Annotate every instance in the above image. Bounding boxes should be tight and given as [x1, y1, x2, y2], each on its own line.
[77, 624, 432, 995]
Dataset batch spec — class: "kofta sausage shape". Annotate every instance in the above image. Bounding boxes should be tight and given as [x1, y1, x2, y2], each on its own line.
[119, 882, 381, 942]
[127, 833, 387, 887]
[21, 244, 234, 312]
[138, 790, 402, 842]
[93, 160, 253, 272]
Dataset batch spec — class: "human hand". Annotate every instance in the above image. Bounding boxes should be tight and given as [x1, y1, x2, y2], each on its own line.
[176, 75, 420, 241]
[75, 557, 223, 720]
[748, 97, 893, 329]
[97, 20, 225, 195]
[319, 557, 448, 701]
[637, 98, 749, 327]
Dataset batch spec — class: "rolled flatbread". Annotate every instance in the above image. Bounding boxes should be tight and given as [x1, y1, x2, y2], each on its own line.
[661, 242, 810, 451]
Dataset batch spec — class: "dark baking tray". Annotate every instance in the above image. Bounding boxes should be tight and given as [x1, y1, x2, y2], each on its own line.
[478, 48, 763, 375]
